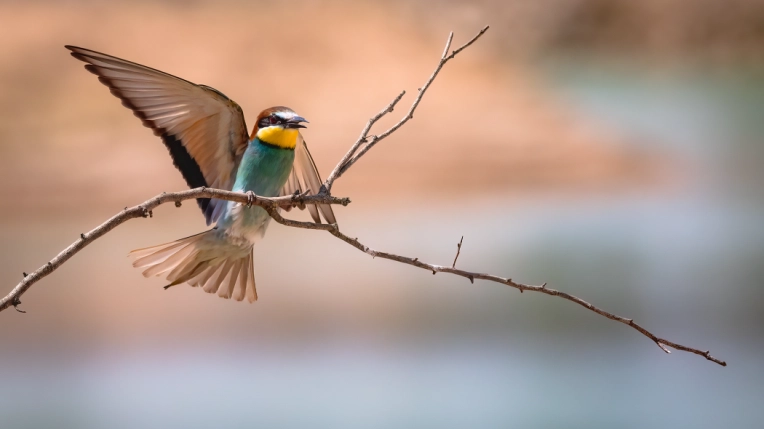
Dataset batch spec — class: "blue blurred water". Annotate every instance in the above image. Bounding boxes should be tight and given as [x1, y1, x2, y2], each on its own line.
[2, 65, 763, 428]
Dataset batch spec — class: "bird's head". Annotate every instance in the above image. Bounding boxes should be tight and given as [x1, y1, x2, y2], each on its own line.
[252, 106, 308, 149]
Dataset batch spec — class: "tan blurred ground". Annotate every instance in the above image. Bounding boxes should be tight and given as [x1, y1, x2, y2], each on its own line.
[0, 0, 679, 218]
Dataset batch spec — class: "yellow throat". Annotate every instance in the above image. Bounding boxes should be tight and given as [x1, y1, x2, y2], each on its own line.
[255, 126, 299, 149]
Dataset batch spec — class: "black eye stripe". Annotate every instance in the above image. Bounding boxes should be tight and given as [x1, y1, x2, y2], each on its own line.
[259, 115, 283, 127]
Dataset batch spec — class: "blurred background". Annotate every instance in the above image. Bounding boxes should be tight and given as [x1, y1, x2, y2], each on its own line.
[1, 0, 763, 427]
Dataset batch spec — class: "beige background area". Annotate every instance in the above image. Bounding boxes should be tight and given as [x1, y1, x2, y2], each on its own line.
[0, 0, 670, 214]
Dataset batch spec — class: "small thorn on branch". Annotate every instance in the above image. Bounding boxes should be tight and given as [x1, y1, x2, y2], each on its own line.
[22, 272, 28, 278]
[413, 258, 418, 263]
[175, 201, 182, 207]
[468, 275, 474, 284]
[12, 296, 25, 313]
[80, 233, 86, 240]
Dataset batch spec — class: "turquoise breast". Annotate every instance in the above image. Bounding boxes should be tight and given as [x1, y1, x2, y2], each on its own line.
[217, 138, 295, 231]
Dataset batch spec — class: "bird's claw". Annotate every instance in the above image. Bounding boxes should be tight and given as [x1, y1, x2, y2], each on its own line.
[245, 191, 256, 207]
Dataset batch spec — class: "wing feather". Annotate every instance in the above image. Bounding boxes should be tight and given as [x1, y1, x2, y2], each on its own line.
[281, 134, 336, 224]
[66, 46, 249, 224]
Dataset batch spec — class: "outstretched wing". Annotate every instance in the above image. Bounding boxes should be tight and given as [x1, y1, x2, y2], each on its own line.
[281, 134, 336, 224]
[66, 46, 249, 225]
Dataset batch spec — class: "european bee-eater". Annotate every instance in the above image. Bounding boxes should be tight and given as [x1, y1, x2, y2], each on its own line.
[66, 46, 335, 302]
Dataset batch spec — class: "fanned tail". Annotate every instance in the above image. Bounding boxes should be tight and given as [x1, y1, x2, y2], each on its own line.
[129, 231, 257, 302]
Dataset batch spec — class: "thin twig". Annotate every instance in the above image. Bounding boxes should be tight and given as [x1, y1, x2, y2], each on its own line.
[314, 225, 727, 367]
[452, 236, 464, 268]
[322, 25, 490, 192]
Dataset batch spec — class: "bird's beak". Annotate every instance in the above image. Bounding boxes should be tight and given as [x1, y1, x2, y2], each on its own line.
[285, 116, 309, 129]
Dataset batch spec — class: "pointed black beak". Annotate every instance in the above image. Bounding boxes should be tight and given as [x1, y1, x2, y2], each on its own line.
[285, 116, 309, 129]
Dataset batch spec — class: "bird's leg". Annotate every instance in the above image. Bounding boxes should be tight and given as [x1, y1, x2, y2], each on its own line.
[245, 191, 256, 208]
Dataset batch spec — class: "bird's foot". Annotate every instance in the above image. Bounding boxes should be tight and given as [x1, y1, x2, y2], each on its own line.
[246, 191, 256, 208]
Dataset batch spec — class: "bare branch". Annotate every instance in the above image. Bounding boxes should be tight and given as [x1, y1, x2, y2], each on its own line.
[313, 225, 727, 367]
[1, 26, 726, 367]
[0, 188, 348, 314]
[322, 91, 406, 192]
[322, 25, 490, 192]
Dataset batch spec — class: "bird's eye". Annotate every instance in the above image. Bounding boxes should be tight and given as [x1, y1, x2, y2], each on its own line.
[269, 116, 279, 125]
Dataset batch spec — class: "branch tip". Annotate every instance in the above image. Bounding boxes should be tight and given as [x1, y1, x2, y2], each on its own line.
[452, 236, 464, 268]
[442, 31, 454, 59]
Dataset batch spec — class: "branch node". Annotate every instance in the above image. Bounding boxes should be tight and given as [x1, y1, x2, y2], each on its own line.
[175, 201, 182, 208]
[80, 233, 86, 240]
[22, 272, 28, 278]
[540, 282, 547, 289]
[413, 258, 418, 263]
[11, 296, 25, 313]
[656, 341, 672, 354]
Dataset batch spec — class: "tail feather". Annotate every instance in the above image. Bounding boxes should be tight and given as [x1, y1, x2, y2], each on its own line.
[128, 231, 257, 302]
[218, 259, 242, 299]
[141, 244, 197, 278]
[236, 253, 256, 302]
[166, 254, 201, 280]
[204, 259, 233, 294]
[132, 241, 190, 268]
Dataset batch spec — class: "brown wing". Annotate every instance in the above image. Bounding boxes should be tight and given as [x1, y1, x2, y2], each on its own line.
[281, 134, 337, 224]
[66, 45, 249, 224]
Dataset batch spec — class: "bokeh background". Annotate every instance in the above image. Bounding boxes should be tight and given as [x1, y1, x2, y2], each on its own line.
[1, 0, 763, 427]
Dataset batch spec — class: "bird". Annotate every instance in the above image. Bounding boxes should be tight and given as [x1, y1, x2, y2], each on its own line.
[66, 46, 336, 302]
